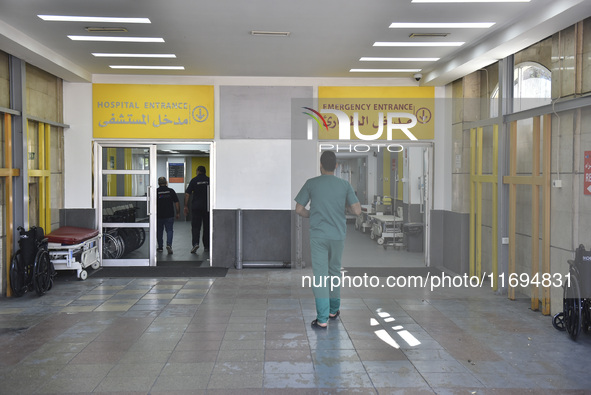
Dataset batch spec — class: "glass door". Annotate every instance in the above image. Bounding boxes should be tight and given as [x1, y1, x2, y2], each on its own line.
[95, 143, 156, 266]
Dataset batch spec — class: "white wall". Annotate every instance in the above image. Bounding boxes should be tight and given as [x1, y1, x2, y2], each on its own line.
[216, 140, 292, 209]
[63, 82, 93, 208]
[433, 86, 453, 211]
[291, 140, 318, 209]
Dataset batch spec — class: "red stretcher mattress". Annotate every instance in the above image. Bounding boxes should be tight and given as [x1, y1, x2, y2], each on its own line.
[46, 226, 99, 245]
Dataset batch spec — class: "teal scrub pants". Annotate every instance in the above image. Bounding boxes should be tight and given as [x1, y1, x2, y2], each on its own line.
[310, 238, 345, 324]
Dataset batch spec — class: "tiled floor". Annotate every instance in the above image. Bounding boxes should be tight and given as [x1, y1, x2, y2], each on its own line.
[1, 267, 590, 394]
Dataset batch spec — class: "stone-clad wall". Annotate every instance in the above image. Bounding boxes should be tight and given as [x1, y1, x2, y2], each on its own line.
[440, 18, 591, 315]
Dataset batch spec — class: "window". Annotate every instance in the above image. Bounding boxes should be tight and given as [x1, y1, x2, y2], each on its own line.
[490, 62, 552, 117]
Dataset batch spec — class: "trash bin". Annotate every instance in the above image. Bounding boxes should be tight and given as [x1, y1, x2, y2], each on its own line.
[403, 223, 424, 252]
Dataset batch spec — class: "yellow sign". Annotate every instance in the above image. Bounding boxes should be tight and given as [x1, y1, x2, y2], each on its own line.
[93, 84, 214, 139]
[318, 86, 434, 140]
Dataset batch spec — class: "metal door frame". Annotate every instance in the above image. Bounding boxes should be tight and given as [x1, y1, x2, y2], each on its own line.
[94, 142, 157, 266]
[316, 141, 433, 266]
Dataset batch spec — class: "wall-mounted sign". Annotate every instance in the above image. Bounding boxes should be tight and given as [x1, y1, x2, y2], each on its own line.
[93, 84, 214, 139]
[168, 163, 185, 183]
[316, 86, 435, 141]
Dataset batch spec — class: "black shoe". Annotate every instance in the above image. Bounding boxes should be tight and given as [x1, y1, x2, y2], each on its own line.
[311, 319, 327, 329]
[157, 247, 163, 252]
[191, 244, 199, 253]
[329, 310, 340, 320]
[167, 245, 173, 254]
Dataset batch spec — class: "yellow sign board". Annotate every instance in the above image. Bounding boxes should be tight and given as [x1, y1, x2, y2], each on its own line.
[93, 84, 214, 139]
[318, 86, 435, 140]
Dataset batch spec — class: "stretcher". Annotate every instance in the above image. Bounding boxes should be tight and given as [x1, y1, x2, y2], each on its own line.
[46, 226, 101, 280]
[368, 214, 404, 249]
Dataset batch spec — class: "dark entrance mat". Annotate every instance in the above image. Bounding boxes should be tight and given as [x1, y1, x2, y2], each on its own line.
[89, 264, 228, 278]
[342, 267, 442, 277]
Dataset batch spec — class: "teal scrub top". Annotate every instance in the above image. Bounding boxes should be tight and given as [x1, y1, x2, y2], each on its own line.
[295, 175, 359, 240]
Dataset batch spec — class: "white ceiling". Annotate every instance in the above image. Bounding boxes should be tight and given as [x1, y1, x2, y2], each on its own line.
[0, 0, 589, 85]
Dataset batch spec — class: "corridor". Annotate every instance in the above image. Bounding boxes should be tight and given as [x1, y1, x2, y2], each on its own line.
[0, 268, 589, 394]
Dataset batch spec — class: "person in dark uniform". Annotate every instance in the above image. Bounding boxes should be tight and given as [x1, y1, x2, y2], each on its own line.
[156, 176, 180, 254]
[184, 165, 210, 253]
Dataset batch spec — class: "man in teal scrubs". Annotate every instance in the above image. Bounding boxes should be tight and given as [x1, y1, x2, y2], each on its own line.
[295, 151, 361, 329]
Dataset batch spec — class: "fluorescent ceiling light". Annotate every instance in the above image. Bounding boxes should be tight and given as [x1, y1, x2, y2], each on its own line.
[68, 35, 164, 42]
[412, 0, 529, 2]
[360, 57, 439, 61]
[109, 65, 185, 70]
[390, 22, 495, 28]
[93, 53, 176, 58]
[39, 15, 151, 23]
[374, 41, 464, 47]
[350, 69, 422, 73]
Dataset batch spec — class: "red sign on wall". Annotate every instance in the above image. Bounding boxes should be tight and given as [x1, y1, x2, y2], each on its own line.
[585, 151, 591, 195]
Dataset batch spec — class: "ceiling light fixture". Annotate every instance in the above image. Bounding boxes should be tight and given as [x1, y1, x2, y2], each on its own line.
[93, 53, 177, 58]
[250, 31, 290, 37]
[109, 65, 185, 70]
[374, 41, 464, 47]
[68, 36, 164, 42]
[390, 22, 495, 28]
[350, 69, 422, 73]
[85, 27, 128, 33]
[409, 33, 450, 38]
[360, 57, 440, 61]
[38, 15, 151, 23]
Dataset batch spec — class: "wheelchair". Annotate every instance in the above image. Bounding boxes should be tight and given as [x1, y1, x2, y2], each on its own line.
[102, 204, 146, 259]
[9, 226, 55, 297]
[552, 244, 591, 341]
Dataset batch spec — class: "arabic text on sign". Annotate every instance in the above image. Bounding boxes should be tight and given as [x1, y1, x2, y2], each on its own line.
[98, 114, 190, 128]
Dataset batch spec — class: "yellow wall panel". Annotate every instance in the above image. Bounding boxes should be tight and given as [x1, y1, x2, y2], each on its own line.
[190, 157, 210, 182]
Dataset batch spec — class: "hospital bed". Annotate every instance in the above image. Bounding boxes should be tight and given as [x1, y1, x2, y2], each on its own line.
[46, 226, 101, 280]
[368, 214, 404, 249]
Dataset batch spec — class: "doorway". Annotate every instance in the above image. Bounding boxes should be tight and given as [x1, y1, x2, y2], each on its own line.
[94, 141, 212, 267]
[155, 143, 211, 265]
[332, 143, 433, 269]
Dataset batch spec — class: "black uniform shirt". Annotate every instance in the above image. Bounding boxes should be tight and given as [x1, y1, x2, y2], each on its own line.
[185, 174, 209, 211]
[157, 186, 179, 219]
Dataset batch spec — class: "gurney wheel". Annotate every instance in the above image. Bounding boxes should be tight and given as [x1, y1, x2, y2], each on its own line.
[79, 270, 88, 280]
[91, 262, 100, 270]
[370, 231, 375, 240]
[377, 238, 384, 245]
